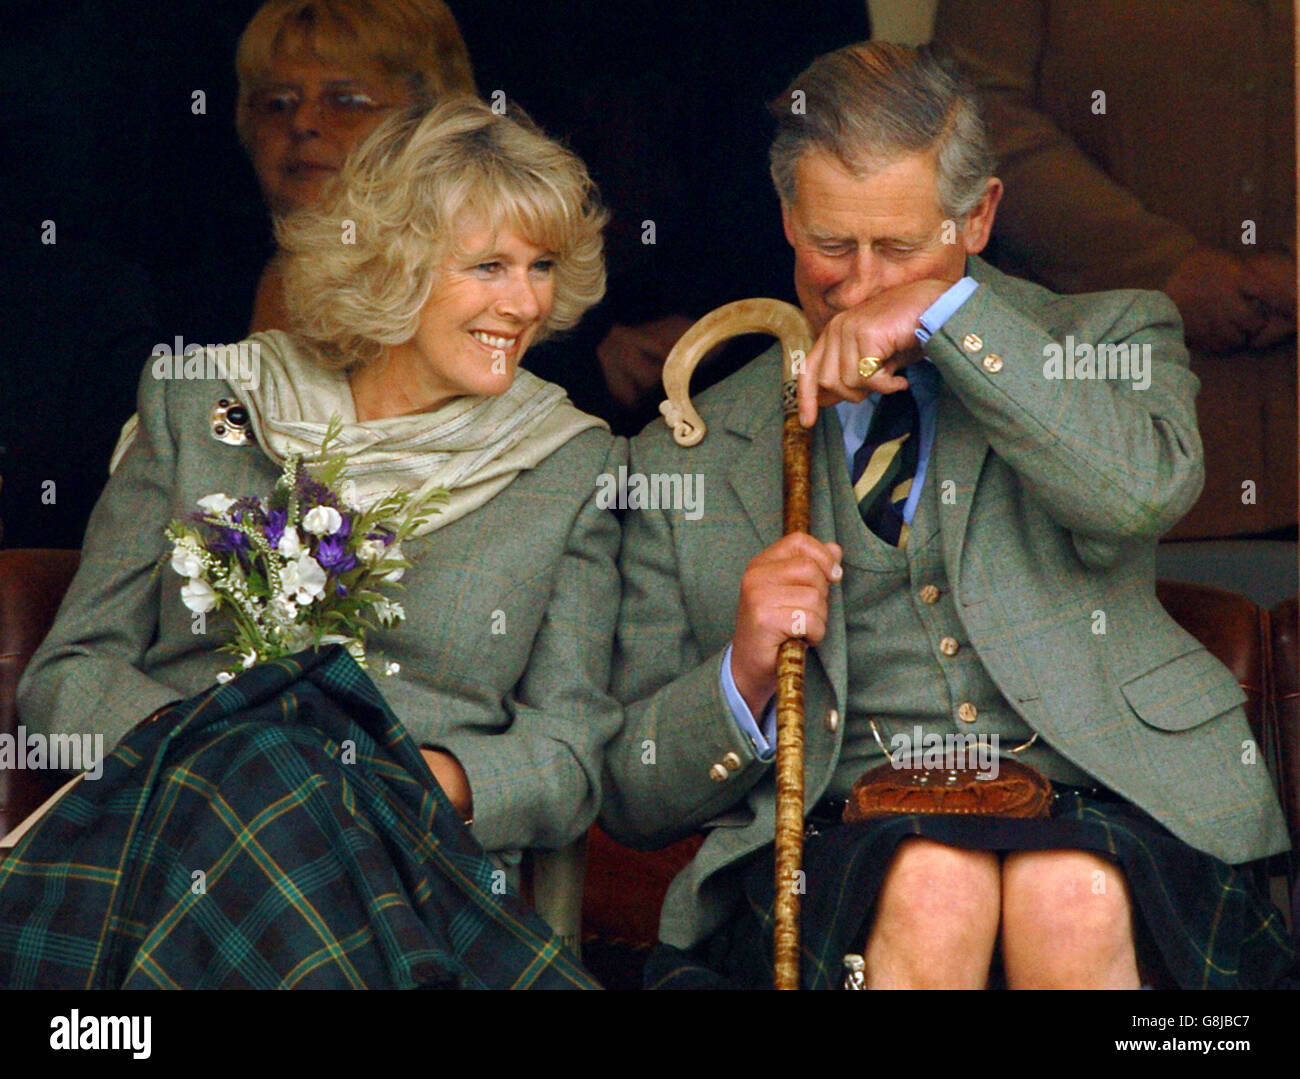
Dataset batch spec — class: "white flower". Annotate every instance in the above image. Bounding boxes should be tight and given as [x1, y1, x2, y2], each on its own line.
[357, 538, 386, 566]
[170, 542, 204, 579]
[268, 595, 298, 625]
[372, 597, 405, 627]
[196, 493, 236, 515]
[384, 661, 401, 677]
[180, 577, 217, 613]
[277, 527, 302, 558]
[216, 671, 234, 684]
[302, 505, 343, 536]
[240, 650, 258, 669]
[282, 552, 327, 605]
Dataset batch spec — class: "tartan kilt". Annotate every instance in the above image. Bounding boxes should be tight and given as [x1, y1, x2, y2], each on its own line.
[645, 788, 1299, 990]
[0, 647, 597, 989]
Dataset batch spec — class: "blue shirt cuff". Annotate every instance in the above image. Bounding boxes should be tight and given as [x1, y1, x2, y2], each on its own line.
[916, 277, 978, 343]
[720, 644, 776, 760]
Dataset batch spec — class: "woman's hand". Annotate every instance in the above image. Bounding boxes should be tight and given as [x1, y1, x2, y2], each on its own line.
[420, 747, 474, 822]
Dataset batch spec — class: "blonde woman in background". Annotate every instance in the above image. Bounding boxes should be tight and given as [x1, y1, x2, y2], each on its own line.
[235, 0, 476, 331]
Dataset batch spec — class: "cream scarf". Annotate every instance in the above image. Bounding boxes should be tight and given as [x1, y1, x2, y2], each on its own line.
[112, 330, 605, 535]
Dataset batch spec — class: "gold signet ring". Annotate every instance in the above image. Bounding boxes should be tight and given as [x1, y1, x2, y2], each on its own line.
[857, 355, 882, 379]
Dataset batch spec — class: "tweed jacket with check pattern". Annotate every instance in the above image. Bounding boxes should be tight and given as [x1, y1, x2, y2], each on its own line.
[18, 358, 625, 857]
[604, 257, 1290, 951]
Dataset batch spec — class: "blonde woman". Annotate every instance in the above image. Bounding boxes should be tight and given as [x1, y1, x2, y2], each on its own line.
[3, 98, 621, 989]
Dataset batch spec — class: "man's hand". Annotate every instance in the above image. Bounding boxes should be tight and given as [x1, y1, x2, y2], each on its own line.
[597, 315, 695, 409]
[730, 533, 843, 716]
[798, 279, 951, 427]
[420, 747, 473, 821]
[1161, 246, 1269, 354]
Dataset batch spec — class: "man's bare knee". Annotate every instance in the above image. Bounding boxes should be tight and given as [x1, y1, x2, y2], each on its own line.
[864, 839, 1000, 988]
[1001, 850, 1139, 988]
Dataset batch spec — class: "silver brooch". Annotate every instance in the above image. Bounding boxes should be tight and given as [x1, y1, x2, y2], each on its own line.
[210, 398, 251, 446]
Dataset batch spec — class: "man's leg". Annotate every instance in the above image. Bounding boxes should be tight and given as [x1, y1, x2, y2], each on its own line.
[863, 837, 1000, 988]
[1000, 850, 1141, 989]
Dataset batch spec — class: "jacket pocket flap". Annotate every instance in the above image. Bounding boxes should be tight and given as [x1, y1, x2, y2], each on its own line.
[1121, 648, 1247, 731]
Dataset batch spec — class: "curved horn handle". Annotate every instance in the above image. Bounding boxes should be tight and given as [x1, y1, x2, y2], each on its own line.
[659, 298, 813, 446]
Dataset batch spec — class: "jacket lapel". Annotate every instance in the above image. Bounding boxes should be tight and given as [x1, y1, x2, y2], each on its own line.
[810, 415, 848, 714]
[933, 385, 990, 591]
[720, 403, 848, 716]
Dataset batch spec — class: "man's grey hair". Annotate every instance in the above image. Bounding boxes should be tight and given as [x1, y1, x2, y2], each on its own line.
[769, 42, 995, 221]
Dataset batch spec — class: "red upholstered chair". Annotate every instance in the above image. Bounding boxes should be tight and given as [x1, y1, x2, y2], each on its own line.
[0, 549, 80, 839]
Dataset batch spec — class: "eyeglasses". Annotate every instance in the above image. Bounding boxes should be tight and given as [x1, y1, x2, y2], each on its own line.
[245, 86, 399, 128]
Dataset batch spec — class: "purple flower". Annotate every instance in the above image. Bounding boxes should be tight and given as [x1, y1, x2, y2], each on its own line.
[336, 583, 349, 597]
[316, 534, 359, 573]
[367, 526, 396, 547]
[295, 472, 341, 511]
[210, 527, 250, 556]
[264, 509, 287, 549]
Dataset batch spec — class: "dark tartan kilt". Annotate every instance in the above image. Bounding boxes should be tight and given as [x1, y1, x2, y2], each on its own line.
[0, 647, 597, 989]
[645, 788, 1299, 990]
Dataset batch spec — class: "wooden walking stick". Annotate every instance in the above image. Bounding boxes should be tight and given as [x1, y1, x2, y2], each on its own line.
[659, 298, 814, 991]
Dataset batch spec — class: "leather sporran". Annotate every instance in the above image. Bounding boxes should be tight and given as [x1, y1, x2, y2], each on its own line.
[842, 755, 1052, 823]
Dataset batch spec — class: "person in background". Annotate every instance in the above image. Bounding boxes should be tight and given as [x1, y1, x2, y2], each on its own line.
[237, 0, 476, 332]
[932, 0, 1295, 539]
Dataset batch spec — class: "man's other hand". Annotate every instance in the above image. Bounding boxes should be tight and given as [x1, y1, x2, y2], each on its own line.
[797, 278, 950, 426]
[730, 532, 843, 716]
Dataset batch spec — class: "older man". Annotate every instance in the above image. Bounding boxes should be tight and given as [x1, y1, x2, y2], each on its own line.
[604, 43, 1293, 989]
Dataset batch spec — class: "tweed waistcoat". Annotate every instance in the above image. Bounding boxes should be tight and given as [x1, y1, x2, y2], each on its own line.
[820, 411, 1095, 795]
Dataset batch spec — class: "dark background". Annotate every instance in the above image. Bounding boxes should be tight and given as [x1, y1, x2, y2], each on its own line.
[0, 0, 869, 548]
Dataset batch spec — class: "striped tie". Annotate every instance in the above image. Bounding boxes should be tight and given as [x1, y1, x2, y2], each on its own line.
[850, 388, 920, 546]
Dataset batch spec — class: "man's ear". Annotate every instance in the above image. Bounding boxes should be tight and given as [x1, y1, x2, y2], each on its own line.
[961, 177, 1003, 256]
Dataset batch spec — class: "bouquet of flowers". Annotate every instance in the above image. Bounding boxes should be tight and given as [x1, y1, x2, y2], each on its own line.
[163, 420, 445, 682]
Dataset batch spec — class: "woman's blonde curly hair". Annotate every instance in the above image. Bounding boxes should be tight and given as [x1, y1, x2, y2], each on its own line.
[278, 96, 608, 369]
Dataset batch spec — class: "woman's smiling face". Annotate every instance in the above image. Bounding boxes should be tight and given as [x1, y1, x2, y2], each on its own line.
[388, 223, 558, 408]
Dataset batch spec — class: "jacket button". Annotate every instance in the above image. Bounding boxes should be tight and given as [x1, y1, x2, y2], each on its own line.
[982, 353, 1003, 372]
[918, 584, 941, 604]
[824, 707, 840, 733]
[957, 702, 978, 724]
[721, 751, 742, 771]
[709, 763, 729, 782]
[939, 636, 960, 656]
[962, 333, 984, 353]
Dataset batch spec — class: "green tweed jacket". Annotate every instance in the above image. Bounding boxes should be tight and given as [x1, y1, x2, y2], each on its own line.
[18, 358, 626, 857]
[604, 257, 1291, 950]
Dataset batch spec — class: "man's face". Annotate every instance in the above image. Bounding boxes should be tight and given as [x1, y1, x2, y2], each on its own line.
[782, 149, 998, 335]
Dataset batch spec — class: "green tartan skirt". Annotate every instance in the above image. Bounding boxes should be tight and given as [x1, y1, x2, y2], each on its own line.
[645, 788, 1299, 990]
[0, 647, 597, 989]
